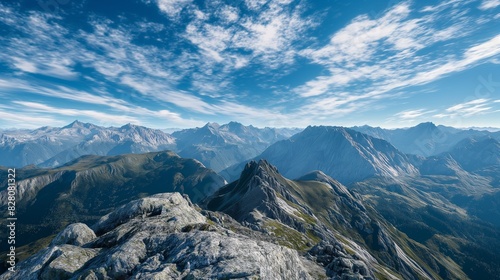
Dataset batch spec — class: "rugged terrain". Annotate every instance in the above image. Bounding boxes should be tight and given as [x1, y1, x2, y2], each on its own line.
[2, 122, 500, 279]
[0, 151, 225, 256]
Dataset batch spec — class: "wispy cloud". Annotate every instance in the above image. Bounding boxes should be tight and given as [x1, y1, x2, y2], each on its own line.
[0, 2, 290, 127]
[290, 0, 500, 120]
[180, 0, 317, 94]
[0, 108, 65, 129]
[154, 0, 192, 18]
[13, 101, 141, 124]
[479, 0, 500, 10]
[395, 109, 436, 120]
[434, 98, 497, 118]
[297, 1, 475, 97]
[0, 0, 498, 128]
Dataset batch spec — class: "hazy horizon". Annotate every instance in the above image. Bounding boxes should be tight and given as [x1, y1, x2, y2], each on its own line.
[1, 119, 500, 132]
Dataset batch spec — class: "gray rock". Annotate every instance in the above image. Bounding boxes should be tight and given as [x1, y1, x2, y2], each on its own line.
[91, 192, 206, 235]
[2, 192, 323, 280]
[40, 245, 100, 280]
[50, 223, 96, 246]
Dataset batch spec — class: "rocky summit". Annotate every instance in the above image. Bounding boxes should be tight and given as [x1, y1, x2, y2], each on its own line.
[2, 193, 324, 280]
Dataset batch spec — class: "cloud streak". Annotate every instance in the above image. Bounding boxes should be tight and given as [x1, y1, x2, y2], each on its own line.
[434, 98, 498, 118]
[0, 0, 498, 128]
[293, 1, 500, 118]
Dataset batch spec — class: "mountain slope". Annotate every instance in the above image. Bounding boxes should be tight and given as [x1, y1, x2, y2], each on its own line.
[0, 151, 225, 254]
[352, 176, 500, 279]
[207, 160, 466, 279]
[0, 121, 99, 167]
[446, 137, 500, 172]
[223, 126, 418, 184]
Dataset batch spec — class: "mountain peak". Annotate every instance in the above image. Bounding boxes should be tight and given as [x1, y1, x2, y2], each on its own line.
[227, 121, 244, 127]
[63, 120, 87, 129]
[120, 123, 139, 129]
[203, 122, 220, 129]
[414, 122, 437, 130]
[224, 121, 246, 132]
[241, 159, 280, 179]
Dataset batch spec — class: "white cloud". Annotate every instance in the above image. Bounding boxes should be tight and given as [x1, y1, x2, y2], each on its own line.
[479, 0, 500, 10]
[155, 0, 192, 18]
[292, 1, 500, 120]
[298, 2, 473, 97]
[409, 34, 500, 85]
[0, 109, 65, 129]
[244, 0, 269, 11]
[434, 98, 497, 118]
[395, 109, 435, 120]
[219, 5, 239, 23]
[13, 101, 140, 124]
[12, 57, 38, 73]
[183, 0, 315, 72]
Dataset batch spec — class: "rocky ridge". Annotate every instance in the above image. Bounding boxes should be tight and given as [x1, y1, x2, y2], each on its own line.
[1, 193, 325, 279]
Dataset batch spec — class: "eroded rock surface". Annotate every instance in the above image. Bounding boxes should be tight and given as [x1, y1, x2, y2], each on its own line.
[1, 193, 323, 280]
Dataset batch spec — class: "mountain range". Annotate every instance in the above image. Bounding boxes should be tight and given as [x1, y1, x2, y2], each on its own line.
[2, 159, 476, 279]
[2, 121, 500, 279]
[0, 121, 300, 172]
[222, 126, 420, 184]
[351, 122, 500, 157]
[172, 122, 300, 172]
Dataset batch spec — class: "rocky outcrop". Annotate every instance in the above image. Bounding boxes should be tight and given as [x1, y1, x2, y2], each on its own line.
[50, 223, 96, 246]
[1, 193, 323, 280]
[309, 241, 372, 280]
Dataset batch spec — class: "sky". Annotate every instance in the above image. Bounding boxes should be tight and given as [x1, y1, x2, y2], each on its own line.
[0, 0, 499, 129]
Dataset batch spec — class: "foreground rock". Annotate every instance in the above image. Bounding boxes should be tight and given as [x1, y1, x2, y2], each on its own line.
[0, 193, 324, 280]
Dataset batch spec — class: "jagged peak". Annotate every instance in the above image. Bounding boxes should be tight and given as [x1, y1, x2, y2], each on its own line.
[203, 122, 220, 129]
[302, 125, 362, 135]
[63, 120, 91, 129]
[453, 136, 500, 150]
[120, 123, 140, 130]
[413, 122, 437, 130]
[241, 159, 280, 178]
[222, 121, 248, 132]
[226, 121, 244, 127]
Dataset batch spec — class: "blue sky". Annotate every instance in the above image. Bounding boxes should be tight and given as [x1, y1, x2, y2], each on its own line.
[0, 0, 499, 129]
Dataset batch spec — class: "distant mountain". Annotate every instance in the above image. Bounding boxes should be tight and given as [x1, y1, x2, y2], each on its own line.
[222, 126, 418, 184]
[351, 122, 495, 156]
[446, 137, 500, 172]
[172, 121, 301, 172]
[0, 121, 300, 171]
[0, 121, 99, 167]
[419, 154, 468, 177]
[39, 123, 176, 167]
[0, 121, 176, 168]
[0, 151, 225, 254]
